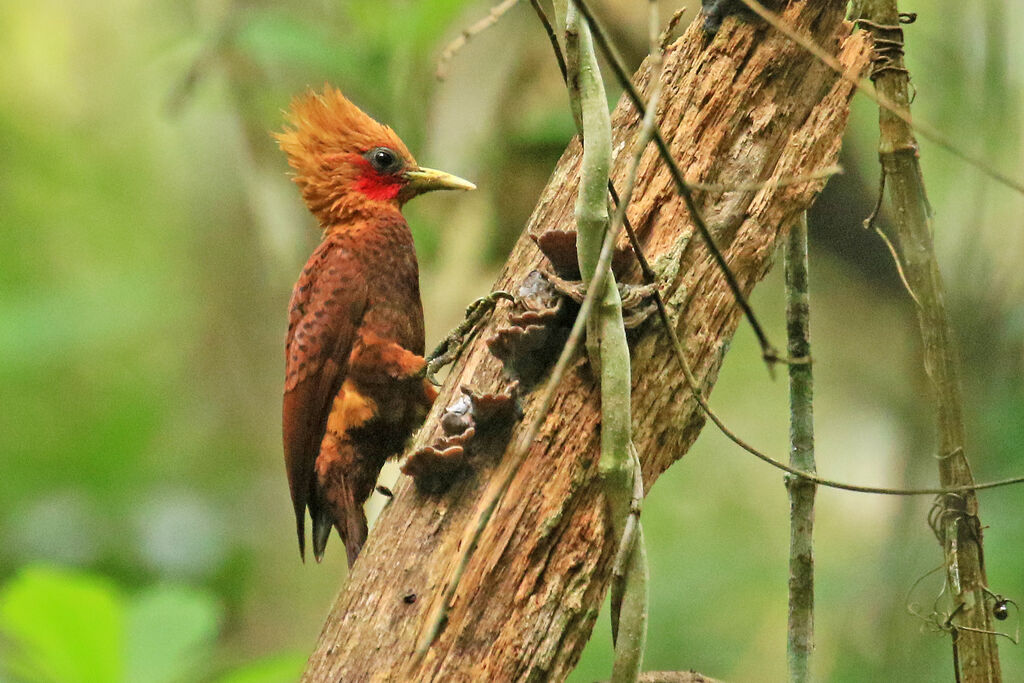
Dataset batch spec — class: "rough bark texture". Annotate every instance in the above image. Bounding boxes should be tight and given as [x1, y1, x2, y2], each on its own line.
[303, 5, 869, 681]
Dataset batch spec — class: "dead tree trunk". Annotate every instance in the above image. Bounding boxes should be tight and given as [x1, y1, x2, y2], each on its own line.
[303, 4, 869, 681]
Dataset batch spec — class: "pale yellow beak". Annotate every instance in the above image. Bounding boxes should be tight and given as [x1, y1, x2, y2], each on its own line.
[402, 166, 476, 194]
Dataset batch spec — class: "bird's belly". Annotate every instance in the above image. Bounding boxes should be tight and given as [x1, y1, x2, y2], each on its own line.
[344, 384, 430, 461]
[325, 378, 377, 435]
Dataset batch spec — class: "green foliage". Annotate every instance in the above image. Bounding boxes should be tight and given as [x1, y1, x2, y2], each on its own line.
[0, 566, 302, 683]
[236, 11, 358, 77]
[124, 585, 221, 683]
[0, 566, 123, 683]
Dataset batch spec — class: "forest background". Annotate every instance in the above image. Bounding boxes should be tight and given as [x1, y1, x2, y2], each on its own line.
[1, 0, 1022, 680]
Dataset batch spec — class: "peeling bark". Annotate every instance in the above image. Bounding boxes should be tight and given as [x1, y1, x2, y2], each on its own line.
[302, 5, 869, 681]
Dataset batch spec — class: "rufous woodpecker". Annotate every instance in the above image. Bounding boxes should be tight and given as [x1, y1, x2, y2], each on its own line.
[276, 86, 474, 566]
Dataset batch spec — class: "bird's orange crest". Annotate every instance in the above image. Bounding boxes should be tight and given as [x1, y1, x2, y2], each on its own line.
[275, 86, 415, 225]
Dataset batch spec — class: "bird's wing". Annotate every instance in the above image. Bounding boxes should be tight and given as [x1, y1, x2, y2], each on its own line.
[282, 239, 367, 560]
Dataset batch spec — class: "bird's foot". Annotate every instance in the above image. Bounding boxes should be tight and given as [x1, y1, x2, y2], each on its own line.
[424, 290, 514, 385]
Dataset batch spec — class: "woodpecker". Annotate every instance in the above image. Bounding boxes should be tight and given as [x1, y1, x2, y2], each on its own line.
[276, 86, 474, 566]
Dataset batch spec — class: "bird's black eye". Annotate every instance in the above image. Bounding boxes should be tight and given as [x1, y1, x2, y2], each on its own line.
[365, 147, 402, 174]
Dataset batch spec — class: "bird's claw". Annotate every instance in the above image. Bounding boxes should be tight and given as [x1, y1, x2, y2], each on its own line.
[424, 354, 451, 387]
[465, 290, 514, 318]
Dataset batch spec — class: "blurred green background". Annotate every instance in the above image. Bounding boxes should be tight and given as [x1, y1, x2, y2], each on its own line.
[1, 0, 1022, 680]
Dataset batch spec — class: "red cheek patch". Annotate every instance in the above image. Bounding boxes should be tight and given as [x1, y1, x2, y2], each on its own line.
[354, 173, 402, 201]
[346, 153, 403, 201]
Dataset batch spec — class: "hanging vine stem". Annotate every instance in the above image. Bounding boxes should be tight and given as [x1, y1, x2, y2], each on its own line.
[564, 0, 649, 678]
[605, 0, 669, 651]
[605, 2, 669, 676]
[784, 212, 816, 683]
[570, 0, 783, 371]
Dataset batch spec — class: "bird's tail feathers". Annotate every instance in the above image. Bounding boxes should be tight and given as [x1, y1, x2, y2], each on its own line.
[342, 507, 368, 568]
[295, 505, 308, 562]
[312, 506, 333, 563]
[314, 479, 369, 568]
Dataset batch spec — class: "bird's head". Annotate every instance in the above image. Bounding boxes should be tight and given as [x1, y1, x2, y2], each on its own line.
[275, 86, 474, 226]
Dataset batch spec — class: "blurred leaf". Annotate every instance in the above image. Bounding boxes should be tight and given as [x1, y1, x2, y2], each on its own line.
[124, 585, 222, 683]
[0, 568, 294, 683]
[403, 0, 477, 50]
[510, 108, 577, 148]
[234, 11, 357, 76]
[345, 0, 474, 50]
[0, 565, 123, 683]
[213, 652, 306, 683]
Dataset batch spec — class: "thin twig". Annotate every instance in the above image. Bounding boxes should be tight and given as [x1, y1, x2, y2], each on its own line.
[436, 0, 522, 81]
[871, 224, 922, 308]
[528, 0, 568, 81]
[659, 6, 688, 51]
[738, 0, 1024, 196]
[862, 170, 921, 304]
